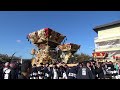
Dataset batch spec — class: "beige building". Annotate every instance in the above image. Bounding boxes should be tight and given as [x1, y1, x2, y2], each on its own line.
[93, 20, 120, 62]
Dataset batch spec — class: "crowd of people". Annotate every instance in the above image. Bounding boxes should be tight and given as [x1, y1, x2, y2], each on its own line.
[0, 61, 21, 79]
[0, 60, 120, 79]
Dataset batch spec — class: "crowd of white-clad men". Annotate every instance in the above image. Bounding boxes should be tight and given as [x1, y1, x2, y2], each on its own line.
[0, 60, 120, 79]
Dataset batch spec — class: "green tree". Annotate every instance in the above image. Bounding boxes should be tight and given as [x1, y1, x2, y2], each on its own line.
[74, 53, 92, 63]
[0, 53, 20, 62]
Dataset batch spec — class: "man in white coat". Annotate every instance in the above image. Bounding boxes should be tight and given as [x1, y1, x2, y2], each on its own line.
[3, 62, 11, 79]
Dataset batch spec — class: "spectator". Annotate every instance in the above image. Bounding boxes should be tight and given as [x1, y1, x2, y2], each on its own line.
[43, 63, 51, 79]
[114, 63, 119, 72]
[50, 63, 59, 79]
[3, 62, 11, 79]
[90, 61, 96, 78]
[30, 64, 38, 79]
[76, 61, 94, 79]
[95, 62, 105, 79]
[18, 60, 32, 79]
[9, 62, 18, 79]
[0, 62, 3, 79]
[37, 63, 44, 79]
[67, 66, 77, 79]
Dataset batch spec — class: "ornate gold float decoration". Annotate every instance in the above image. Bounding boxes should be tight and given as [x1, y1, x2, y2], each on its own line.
[58, 43, 80, 63]
[27, 28, 66, 66]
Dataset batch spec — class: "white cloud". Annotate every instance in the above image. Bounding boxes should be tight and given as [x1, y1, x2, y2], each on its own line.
[16, 40, 22, 43]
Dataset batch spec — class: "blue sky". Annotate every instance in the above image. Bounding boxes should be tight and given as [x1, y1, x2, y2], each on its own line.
[0, 11, 120, 59]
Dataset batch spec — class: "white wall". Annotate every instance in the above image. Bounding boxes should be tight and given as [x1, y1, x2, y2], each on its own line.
[98, 26, 120, 39]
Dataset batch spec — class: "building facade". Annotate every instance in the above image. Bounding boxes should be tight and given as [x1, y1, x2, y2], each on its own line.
[93, 20, 120, 62]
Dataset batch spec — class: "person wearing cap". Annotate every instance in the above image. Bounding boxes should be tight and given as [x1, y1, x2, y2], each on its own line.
[18, 60, 32, 79]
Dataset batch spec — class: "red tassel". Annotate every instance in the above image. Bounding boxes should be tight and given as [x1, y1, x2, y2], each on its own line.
[44, 28, 52, 38]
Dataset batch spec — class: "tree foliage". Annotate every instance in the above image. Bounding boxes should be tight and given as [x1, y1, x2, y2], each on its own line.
[66, 53, 92, 64]
[74, 53, 92, 63]
[0, 53, 20, 63]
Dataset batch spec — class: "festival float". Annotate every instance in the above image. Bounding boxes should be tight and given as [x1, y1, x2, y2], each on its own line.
[58, 43, 80, 63]
[27, 28, 66, 66]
